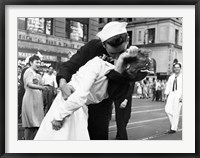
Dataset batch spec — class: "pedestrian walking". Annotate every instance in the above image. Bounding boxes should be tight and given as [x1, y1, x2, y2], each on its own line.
[143, 80, 148, 99]
[161, 80, 167, 101]
[164, 62, 182, 134]
[151, 78, 156, 101]
[156, 79, 162, 101]
[136, 82, 142, 98]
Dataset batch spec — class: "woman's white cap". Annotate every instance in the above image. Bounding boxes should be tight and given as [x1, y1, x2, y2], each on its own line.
[96, 21, 128, 42]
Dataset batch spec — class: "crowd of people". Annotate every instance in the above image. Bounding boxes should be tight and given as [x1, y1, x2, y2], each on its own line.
[135, 78, 167, 102]
[17, 21, 182, 140]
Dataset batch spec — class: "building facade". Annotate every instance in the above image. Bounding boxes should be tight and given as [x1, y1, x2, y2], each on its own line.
[17, 18, 99, 70]
[99, 18, 183, 79]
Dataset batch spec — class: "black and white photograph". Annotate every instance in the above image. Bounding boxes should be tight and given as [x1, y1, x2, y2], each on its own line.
[2, 4, 197, 156]
[17, 17, 183, 141]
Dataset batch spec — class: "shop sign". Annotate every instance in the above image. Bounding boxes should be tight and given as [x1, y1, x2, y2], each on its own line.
[168, 45, 175, 75]
[42, 55, 57, 61]
[18, 52, 33, 58]
[18, 52, 57, 61]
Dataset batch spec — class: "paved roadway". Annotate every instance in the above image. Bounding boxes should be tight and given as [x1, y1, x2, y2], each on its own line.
[18, 96, 182, 140]
[108, 97, 182, 140]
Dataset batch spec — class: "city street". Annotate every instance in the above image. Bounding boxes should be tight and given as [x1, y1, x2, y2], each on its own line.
[16, 18, 183, 141]
[18, 96, 182, 140]
[109, 97, 182, 140]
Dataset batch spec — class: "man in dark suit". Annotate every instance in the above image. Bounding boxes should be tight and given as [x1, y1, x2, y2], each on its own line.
[56, 21, 134, 140]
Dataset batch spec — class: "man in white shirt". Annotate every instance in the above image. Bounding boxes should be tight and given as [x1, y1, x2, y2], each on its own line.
[156, 79, 162, 101]
[42, 66, 57, 88]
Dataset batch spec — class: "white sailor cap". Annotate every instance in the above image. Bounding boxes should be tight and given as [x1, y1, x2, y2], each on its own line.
[173, 62, 182, 68]
[96, 21, 128, 42]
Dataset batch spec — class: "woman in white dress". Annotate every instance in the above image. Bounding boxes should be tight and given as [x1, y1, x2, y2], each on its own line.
[34, 48, 152, 140]
[22, 55, 48, 140]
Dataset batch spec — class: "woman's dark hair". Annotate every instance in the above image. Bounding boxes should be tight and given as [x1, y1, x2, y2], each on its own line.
[103, 33, 128, 47]
[29, 55, 41, 64]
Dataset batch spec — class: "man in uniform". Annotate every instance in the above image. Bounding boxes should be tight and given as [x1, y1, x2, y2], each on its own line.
[164, 62, 182, 134]
[56, 21, 133, 140]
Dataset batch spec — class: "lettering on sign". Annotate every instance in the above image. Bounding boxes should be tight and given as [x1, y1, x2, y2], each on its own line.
[18, 52, 57, 61]
[18, 52, 33, 58]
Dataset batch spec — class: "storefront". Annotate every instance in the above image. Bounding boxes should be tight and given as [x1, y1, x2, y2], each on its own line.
[18, 51, 60, 71]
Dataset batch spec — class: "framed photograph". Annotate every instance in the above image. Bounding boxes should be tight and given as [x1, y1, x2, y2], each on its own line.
[1, 0, 199, 157]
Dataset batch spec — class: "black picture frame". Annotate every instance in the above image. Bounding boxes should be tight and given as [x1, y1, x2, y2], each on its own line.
[0, 0, 199, 158]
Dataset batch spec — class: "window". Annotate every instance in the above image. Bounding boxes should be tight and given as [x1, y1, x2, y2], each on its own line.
[99, 18, 105, 23]
[127, 18, 132, 22]
[18, 18, 26, 30]
[66, 19, 88, 42]
[107, 18, 112, 22]
[175, 29, 179, 45]
[65, 20, 71, 39]
[117, 18, 124, 21]
[45, 18, 53, 35]
[26, 18, 53, 35]
[148, 28, 155, 44]
[127, 31, 132, 46]
[138, 31, 142, 41]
